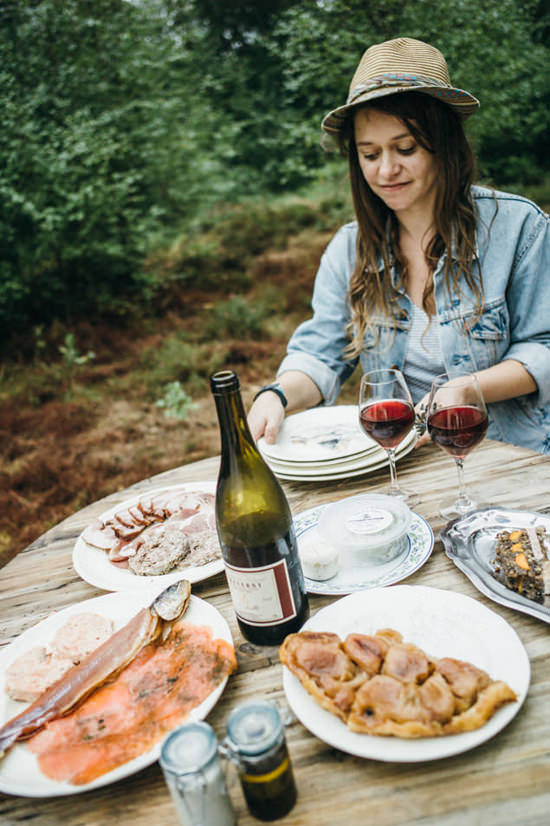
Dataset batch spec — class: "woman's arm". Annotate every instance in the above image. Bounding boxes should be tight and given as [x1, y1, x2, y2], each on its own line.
[413, 358, 538, 448]
[474, 358, 537, 403]
[248, 370, 322, 444]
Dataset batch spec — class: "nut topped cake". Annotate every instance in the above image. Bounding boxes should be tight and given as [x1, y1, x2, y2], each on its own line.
[492, 526, 550, 606]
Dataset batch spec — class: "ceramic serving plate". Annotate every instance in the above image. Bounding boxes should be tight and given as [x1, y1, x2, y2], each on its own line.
[293, 503, 433, 595]
[0, 590, 233, 797]
[73, 481, 223, 592]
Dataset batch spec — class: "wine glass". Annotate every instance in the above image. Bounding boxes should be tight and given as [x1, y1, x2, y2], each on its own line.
[358, 368, 418, 505]
[427, 372, 488, 519]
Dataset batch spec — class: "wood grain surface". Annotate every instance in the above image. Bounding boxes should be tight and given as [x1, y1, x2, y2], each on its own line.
[1, 438, 549, 826]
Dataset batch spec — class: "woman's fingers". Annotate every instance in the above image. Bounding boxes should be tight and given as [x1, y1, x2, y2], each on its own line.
[248, 395, 285, 444]
[412, 393, 430, 448]
[414, 431, 431, 448]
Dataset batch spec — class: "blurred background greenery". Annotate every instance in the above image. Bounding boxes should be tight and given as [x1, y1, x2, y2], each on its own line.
[0, 0, 548, 346]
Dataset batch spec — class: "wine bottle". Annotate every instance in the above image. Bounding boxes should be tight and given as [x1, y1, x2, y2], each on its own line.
[210, 370, 309, 646]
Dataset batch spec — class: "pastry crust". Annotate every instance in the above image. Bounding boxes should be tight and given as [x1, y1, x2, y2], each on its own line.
[281, 629, 517, 739]
[279, 631, 366, 721]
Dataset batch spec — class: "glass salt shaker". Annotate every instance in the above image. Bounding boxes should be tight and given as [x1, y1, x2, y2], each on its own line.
[160, 721, 236, 826]
[223, 700, 297, 822]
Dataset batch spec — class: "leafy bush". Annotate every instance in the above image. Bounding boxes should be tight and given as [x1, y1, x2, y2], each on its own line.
[0, 0, 217, 338]
[155, 381, 199, 420]
[203, 295, 274, 339]
[0, 0, 547, 345]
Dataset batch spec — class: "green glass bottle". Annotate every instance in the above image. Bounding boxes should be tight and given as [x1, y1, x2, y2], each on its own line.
[210, 370, 309, 646]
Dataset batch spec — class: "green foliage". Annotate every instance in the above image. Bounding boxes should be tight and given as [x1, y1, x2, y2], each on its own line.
[266, 0, 549, 185]
[59, 333, 95, 369]
[204, 295, 274, 339]
[0, 0, 548, 346]
[0, 0, 217, 337]
[155, 381, 199, 420]
[58, 332, 95, 400]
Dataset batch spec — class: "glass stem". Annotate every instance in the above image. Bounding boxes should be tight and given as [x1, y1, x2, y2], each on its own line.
[387, 448, 399, 493]
[454, 457, 469, 505]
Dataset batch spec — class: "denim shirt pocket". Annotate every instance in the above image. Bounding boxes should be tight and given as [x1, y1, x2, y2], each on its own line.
[465, 298, 509, 370]
[440, 298, 509, 373]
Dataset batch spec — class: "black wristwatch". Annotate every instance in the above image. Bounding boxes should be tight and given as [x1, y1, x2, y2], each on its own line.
[253, 382, 288, 408]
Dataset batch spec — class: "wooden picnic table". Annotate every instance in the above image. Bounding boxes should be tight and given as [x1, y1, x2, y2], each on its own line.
[1, 437, 549, 826]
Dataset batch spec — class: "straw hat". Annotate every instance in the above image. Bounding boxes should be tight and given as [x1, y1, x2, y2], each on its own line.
[322, 37, 479, 137]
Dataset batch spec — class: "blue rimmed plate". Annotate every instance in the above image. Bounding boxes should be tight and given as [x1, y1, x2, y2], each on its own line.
[293, 503, 434, 595]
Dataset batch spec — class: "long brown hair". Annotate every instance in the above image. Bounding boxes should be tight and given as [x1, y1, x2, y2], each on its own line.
[338, 92, 482, 357]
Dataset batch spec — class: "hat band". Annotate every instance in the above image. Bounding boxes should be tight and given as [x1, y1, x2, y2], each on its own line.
[347, 73, 448, 105]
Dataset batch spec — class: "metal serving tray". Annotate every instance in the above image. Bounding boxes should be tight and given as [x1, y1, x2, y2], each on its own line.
[440, 506, 550, 624]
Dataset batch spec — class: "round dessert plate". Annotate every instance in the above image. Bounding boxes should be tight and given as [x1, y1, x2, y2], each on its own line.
[293, 503, 433, 595]
[272, 429, 416, 482]
[264, 426, 416, 473]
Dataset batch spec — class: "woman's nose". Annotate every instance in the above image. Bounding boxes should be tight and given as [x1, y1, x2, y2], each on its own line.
[379, 151, 399, 178]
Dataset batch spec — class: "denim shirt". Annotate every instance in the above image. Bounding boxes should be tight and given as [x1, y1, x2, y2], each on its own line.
[278, 186, 550, 453]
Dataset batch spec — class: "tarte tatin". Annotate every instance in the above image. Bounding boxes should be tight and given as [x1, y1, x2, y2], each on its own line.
[280, 629, 516, 738]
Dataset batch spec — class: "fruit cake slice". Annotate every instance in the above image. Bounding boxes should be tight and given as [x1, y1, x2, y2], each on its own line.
[492, 526, 550, 605]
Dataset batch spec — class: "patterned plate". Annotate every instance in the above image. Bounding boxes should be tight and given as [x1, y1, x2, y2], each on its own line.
[293, 503, 434, 595]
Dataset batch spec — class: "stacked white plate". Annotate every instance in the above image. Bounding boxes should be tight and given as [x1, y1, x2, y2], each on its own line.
[257, 405, 416, 482]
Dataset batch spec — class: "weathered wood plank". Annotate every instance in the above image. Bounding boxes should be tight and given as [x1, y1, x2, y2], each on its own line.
[0, 440, 549, 825]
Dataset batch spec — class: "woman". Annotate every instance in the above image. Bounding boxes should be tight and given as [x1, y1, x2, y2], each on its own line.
[249, 37, 550, 453]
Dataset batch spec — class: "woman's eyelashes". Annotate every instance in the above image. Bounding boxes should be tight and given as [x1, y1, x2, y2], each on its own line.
[361, 144, 417, 161]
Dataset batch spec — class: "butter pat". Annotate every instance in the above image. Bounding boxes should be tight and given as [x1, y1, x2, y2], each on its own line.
[299, 531, 339, 581]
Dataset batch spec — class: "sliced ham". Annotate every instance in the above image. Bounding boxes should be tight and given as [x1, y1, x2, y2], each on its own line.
[81, 521, 118, 551]
[82, 488, 218, 574]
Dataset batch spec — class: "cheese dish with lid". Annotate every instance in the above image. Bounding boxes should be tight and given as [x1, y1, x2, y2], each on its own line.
[319, 493, 412, 565]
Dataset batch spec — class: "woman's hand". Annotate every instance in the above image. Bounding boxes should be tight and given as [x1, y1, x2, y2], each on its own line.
[248, 371, 323, 445]
[248, 392, 286, 444]
[414, 394, 430, 448]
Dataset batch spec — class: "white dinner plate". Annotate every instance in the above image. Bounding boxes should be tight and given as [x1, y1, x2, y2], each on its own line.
[294, 505, 433, 595]
[73, 481, 223, 592]
[266, 427, 417, 478]
[283, 585, 529, 762]
[262, 447, 375, 471]
[258, 406, 375, 463]
[271, 430, 417, 482]
[0, 588, 234, 797]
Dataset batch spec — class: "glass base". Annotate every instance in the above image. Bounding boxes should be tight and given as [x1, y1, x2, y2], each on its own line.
[439, 495, 482, 521]
[384, 485, 419, 508]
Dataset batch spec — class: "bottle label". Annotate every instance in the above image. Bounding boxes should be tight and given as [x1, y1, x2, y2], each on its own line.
[224, 559, 297, 626]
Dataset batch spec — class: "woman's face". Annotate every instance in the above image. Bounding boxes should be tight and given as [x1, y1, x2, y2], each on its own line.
[353, 107, 439, 224]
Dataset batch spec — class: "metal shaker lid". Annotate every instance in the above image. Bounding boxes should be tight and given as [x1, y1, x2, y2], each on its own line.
[226, 701, 282, 755]
[160, 721, 217, 774]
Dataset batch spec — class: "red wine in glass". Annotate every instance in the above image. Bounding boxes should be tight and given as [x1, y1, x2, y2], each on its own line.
[428, 405, 488, 459]
[360, 399, 415, 450]
[427, 373, 488, 518]
[358, 368, 417, 505]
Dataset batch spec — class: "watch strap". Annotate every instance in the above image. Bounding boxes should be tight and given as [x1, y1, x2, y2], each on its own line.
[253, 382, 288, 408]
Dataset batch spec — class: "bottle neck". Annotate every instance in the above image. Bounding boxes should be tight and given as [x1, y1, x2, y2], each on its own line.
[213, 388, 258, 463]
